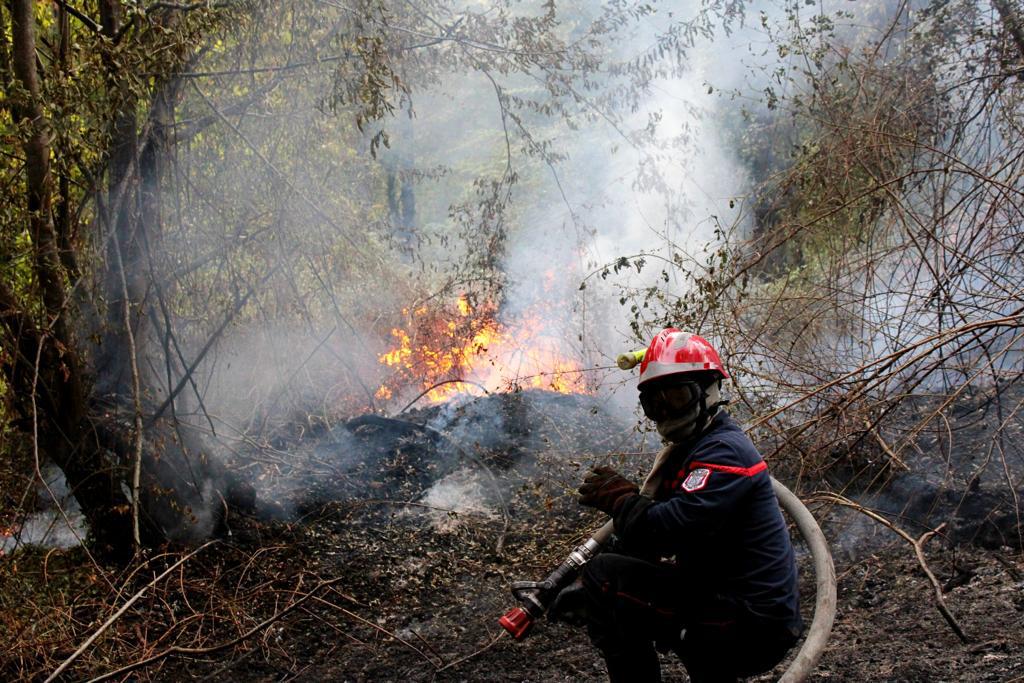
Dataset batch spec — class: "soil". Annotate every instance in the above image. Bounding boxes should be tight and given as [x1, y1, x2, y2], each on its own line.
[155, 391, 1024, 682]
[4, 390, 1023, 681]
[151, 493, 1024, 682]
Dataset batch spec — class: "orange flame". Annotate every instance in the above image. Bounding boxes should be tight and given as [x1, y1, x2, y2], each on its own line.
[376, 294, 591, 405]
[0, 522, 19, 556]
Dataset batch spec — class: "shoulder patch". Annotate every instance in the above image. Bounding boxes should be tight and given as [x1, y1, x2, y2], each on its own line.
[681, 467, 711, 492]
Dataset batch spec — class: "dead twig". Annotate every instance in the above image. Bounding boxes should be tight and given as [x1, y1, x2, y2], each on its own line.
[821, 493, 969, 643]
[397, 378, 491, 414]
[991, 552, 1022, 582]
[356, 498, 489, 515]
[46, 541, 218, 682]
[434, 630, 506, 672]
[28, 337, 113, 591]
[313, 590, 444, 668]
[111, 228, 144, 549]
[862, 419, 909, 471]
[147, 260, 289, 424]
[86, 574, 345, 682]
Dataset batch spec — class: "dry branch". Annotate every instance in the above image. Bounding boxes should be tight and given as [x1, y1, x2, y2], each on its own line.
[86, 574, 346, 682]
[46, 541, 218, 682]
[312, 592, 444, 668]
[821, 493, 969, 643]
[111, 228, 145, 550]
[434, 631, 506, 672]
[749, 310, 1024, 431]
[863, 419, 909, 471]
[398, 378, 491, 413]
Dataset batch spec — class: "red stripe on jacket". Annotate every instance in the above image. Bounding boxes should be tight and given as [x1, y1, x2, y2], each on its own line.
[688, 460, 767, 477]
[660, 459, 768, 495]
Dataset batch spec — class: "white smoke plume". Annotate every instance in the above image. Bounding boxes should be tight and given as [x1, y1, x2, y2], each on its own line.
[167, 0, 774, 437]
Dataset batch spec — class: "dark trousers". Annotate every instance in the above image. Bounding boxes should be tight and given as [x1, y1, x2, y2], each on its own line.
[581, 553, 799, 683]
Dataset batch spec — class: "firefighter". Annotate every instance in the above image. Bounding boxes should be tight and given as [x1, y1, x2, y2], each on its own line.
[552, 329, 803, 683]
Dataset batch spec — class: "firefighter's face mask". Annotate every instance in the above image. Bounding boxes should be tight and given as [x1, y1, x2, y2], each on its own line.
[639, 381, 700, 423]
[640, 379, 722, 442]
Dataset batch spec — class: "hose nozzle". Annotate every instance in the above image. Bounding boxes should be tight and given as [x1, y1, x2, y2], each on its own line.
[499, 606, 534, 640]
[616, 349, 646, 370]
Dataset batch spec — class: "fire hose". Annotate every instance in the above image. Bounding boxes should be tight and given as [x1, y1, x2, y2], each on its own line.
[498, 351, 837, 682]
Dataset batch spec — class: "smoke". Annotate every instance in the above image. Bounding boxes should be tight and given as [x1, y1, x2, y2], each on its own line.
[159, 1, 773, 432]
[723, 0, 1024, 396]
[501, 21, 751, 331]
[186, 324, 386, 437]
[1, 464, 88, 555]
[88, 0, 961, 539]
[419, 469, 496, 532]
[376, 4, 772, 417]
[134, 1, 788, 527]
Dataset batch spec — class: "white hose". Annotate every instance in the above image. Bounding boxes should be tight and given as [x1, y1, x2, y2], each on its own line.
[772, 477, 837, 683]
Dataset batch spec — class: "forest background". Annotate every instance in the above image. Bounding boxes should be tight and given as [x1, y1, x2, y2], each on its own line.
[1, 0, 1023, 679]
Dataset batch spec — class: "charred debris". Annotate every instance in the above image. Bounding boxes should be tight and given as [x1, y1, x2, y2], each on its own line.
[87, 380, 1024, 566]
[223, 384, 1024, 556]
[238, 390, 636, 533]
[3, 387, 1023, 681]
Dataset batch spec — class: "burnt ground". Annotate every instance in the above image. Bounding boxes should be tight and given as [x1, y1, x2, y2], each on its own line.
[151, 490, 1024, 683]
[3, 389, 1024, 681]
[158, 390, 1024, 682]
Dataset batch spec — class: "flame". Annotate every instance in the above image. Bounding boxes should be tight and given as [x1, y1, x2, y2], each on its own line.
[375, 294, 591, 405]
[0, 522, 19, 557]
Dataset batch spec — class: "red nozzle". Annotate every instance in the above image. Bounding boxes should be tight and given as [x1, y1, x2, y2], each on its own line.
[499, 606, 533, 640]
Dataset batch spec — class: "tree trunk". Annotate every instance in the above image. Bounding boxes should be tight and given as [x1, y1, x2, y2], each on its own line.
[0, 6, 12, 95]
[54, 3, 79, 280]
[8, 0, 134, 557]
[91, 1, 240, 547]
[94, 0, 148, 400]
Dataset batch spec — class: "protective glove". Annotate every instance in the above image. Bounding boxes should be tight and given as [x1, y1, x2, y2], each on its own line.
[578, 466, 639, 516]
[547, 579, 588, 626]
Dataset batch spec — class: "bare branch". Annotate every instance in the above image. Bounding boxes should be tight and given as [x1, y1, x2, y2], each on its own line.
[821, 494, 969, 643]
[46, 541, 218, 682]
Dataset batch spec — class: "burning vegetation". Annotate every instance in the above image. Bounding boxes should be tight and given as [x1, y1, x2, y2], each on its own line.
[374, 294, 594, 405]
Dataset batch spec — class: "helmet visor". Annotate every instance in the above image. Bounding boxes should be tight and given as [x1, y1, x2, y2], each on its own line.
[639, 381, 701, 423]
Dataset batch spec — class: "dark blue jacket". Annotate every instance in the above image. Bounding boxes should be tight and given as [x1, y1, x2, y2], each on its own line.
[614, 411, 802, 631]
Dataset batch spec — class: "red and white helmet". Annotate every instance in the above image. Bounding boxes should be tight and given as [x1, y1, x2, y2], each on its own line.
[638, 328, 729, 387]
